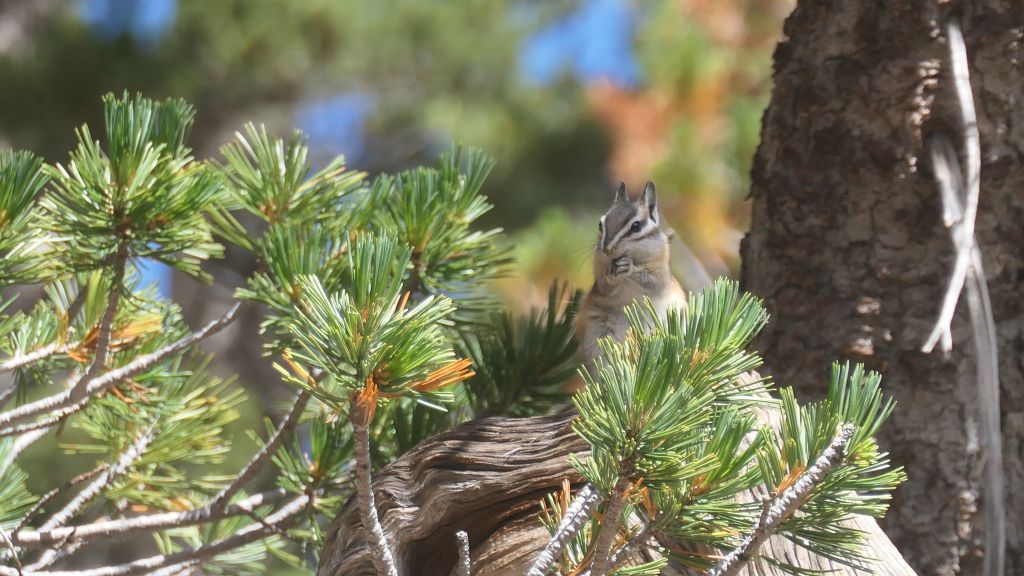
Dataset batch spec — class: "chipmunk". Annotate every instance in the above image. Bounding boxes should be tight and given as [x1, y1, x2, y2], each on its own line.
[574, 181, 687, 375]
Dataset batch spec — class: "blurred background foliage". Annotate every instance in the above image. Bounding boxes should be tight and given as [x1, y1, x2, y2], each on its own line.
[0, 0, 791, 306]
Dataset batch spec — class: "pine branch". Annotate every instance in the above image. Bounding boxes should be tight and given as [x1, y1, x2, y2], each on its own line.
[0, 495, 309, 576]
[578, 528, 653, 576]
[0, 429, 49, 476]
[14, 465, 106, 533]
[27, 426, 156, 570]
[144, 562, 198, 576]
[0, 526, 23, 576]
[352, 419, 399, 576]
[527, 483, 600, 576]
[707, 425, 855, 576]
[589, 476, 631, 576]
[13, 489, 287, 549]
[0, 342, 71, 374]
[36, 425, 155, 534]
[0, 303, 241, 430]
[69, 242, 128, 403]
[455, 530, 471, 576]
[210, 388, 310, 511]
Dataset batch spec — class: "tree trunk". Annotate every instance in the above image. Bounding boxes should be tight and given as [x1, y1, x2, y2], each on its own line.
[740, 1, 1024, 574]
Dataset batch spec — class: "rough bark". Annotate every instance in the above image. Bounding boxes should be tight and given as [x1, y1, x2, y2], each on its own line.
[739, 1, 1024, 574]
[318, 408, 915, 576]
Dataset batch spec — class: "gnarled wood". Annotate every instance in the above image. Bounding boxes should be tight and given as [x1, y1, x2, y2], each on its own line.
[318, 403, 916, 576]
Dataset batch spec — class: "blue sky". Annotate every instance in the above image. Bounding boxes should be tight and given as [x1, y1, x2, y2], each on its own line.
[77, 0, 640, 295]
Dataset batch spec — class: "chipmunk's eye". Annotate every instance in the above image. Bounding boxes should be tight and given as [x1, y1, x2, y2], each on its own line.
[629, 220, 642, 234]
[598, 220, 603, 232]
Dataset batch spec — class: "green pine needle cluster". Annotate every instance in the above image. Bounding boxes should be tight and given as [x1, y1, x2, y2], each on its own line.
[42, 92, 222, 278]
[565, 280, 905, 575]
[458, 281, 582, 417]
[281, 234, 463, 416]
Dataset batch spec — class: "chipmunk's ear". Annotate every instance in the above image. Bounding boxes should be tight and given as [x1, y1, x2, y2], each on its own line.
[613, 181, 627, 204]
[642, 181, 658, 222]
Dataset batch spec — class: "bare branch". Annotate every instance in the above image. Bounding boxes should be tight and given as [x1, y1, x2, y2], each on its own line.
[15, 466, 107, 533]
[13, 489, 288, 549]
[0, 495, 309, 576]
[0, 428, 49, 477]
[920, 20, 1005, 576]
[589, 476, 631, 576]
[69, 246, 127, 404]
[706, 425, 854, 576]
[0, 526, 23, 576]
[527, 483, 600, 576]
[455, 530, 471, 576]
[0, 303, 242, 430]
[928, 136, 1005, 576]
[0, 342, 70, 375]
[922, 19, 982, 353]
[210, 388, 310, 510]
[36, 425, 155, 534]
[351, 420, 399, 576]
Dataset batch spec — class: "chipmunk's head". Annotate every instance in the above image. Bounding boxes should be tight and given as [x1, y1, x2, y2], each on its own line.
[596, 181, 672, 262]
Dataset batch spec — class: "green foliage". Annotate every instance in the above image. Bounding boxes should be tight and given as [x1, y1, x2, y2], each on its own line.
[366, 147, 511, 296]
[538, 489, 665, 576]
[0, 440, 38, 532]
[459, 281, 581, 417]
[571, 279, 768, 493]
[156, 514, 286, 575]
[567, 281, 904, 574]
[282, 234, 464, 415]
[64, 357, 244, 509]
[0, 150, 49, 284]
[217, 123, 366, 231]
[756, 363, 907, 572]
[41, 92, 223, 277]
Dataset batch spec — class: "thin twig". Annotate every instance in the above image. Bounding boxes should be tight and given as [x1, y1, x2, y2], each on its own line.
[13, 489, 288, 549]
[921, 19, 1004, 576]
[0, 526, 23, 576]
[455, 530, 471, 576]
[578, 526, 652, 576]
[15, 465, 107, 533]
[37, 425, 155, 534]
[707, 425, 855, 576]
[210, 388, 311, 511]
[0, 496, 309, 576]
[928, 135, 1005, 576]
[922, 19, 982, 354]
[351, 420, 399, 576]
[69, 244, 127, 404]
[0, 383, 19, 411]
[0, 303, 242, 430]
[527, 483, 600, 576]
[0, 343, 67, 374]
[144, 561, 199, 576]
[589, 475, 631, 576]
[0, 428, 49, 477]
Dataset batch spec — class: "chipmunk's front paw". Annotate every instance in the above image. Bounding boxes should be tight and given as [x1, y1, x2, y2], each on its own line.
[610, 256, 633, 276]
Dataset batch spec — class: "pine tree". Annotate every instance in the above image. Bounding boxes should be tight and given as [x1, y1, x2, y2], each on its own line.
[0, 94, 904, 575]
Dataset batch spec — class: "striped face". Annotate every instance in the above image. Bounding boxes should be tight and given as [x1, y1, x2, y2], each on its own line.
[597, 181, 663, 256]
